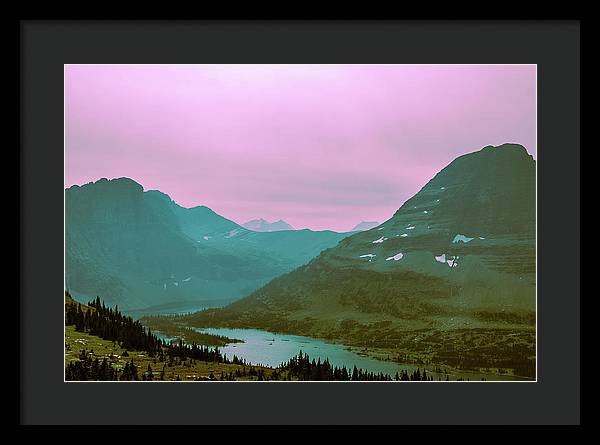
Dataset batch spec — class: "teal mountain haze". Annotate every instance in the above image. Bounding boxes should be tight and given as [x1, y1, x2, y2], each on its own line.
[65, 178, 351, 310]
[351, 221, 380, 232]
[66, 142, 535, 335]
[242, 218, 295, 232]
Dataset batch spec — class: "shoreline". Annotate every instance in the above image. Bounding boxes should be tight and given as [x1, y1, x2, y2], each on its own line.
[165, 322, 535, 381]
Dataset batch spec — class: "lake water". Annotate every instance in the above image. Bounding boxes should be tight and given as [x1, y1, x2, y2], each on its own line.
[137, 302, 529, 381]
[181, 327, 526, 381]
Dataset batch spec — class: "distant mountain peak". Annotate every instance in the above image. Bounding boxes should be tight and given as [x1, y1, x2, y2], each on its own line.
[242, 218, 295, 232]
[351, 221, 380, 232]
[65, 180, 348, 310]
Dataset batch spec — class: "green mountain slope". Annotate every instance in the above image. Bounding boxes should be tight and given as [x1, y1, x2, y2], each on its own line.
[183, 144, 536, 336]
[65, 178, 350, 310]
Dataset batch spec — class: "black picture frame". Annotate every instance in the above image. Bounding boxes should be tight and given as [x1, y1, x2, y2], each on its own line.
[20, 20, 580, 425]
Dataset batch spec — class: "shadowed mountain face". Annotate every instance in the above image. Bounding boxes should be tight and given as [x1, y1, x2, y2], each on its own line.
[184, 144, 536, 333]
[65, 179, 350, 310]
[351, 221, 380, 232]
[242, 219, 294, 232]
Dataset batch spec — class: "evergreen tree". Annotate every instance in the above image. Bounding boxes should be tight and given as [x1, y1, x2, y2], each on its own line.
[146, 364, 153, 381]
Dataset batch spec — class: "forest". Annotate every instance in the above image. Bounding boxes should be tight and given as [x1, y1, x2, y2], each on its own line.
[65, 293, 445, 381]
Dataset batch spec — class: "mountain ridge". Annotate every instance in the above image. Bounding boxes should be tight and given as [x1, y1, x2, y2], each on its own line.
[182, 143, 536, 332]
[242, 218, 295, 232]
[65, 178, 351, 310]
[351, 221, 380, 232]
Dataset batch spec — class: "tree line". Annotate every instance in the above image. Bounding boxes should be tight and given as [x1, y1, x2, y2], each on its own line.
[278, 350, 434, 381]
[65, 293, 444, 381]
[66, 296, 161, 355]
[65, 293, 235, 381]
[65, 348, 151, 381]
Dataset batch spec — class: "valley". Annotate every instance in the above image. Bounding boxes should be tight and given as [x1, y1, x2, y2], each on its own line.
[65, 178, 351, 310]
[65, 295, 461, 381]
[152, 143, 537, 380]
[66, 143, 537, 381]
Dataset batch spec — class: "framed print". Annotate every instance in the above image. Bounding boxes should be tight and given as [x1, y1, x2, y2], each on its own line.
[20, 20, 580, 425]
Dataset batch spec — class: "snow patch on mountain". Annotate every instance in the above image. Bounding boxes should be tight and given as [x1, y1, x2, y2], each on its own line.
[386, 252, 404, 261]
[452, 234, 474, 243]
[435, 253, 459, 268]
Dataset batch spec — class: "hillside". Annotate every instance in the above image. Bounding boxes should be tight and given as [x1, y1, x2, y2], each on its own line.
[65, 296, 437, 381]
[65, 178, 350, 310]
[180, 144, 536, 377]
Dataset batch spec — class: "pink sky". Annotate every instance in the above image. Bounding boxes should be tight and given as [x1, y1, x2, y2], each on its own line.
[65, 64, 536, 232]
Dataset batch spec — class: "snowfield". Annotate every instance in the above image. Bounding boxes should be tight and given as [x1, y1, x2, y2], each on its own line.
[452, 234, 474, 243]
[372, 236, 388, 244]
[386, 253, 404, 261]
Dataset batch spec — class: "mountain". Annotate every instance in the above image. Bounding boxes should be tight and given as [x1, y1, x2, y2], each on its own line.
[242, 218, 295, 232]
[182, 144, 536, 374]
[65, 178, 350, 310]
[351, 221, 380, 232]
